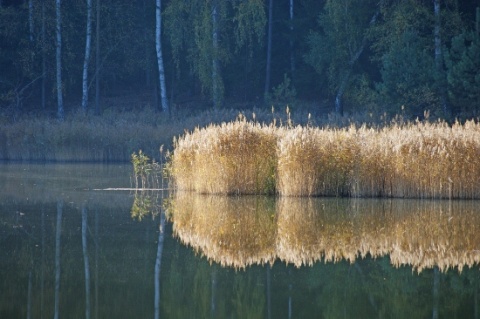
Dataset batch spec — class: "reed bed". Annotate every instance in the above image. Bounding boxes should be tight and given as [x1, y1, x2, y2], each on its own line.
[170, 116, 278, 194]
[169, 119, 480, 199]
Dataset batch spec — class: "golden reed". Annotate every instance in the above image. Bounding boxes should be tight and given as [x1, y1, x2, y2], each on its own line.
[168, 119, 480, 199]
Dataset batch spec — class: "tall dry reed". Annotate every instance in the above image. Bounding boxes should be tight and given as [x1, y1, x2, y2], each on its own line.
[168, 118, 480, 199]
[277, 126, 358, 196]
[170, 116, 278, 194]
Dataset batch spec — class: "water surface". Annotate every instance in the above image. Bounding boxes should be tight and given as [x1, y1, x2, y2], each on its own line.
[0, 164, 479, 318]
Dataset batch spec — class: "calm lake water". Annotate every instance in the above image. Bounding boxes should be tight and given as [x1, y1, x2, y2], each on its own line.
[1, 163, 479, 318]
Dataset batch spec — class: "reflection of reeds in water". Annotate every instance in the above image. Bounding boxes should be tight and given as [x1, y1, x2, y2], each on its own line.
[166, 193, 480, 272]
[277, 199, 480, 272]
[388, 202, 480, 272]
[167, 193, 277, 268]
[169, 119, 480, 198]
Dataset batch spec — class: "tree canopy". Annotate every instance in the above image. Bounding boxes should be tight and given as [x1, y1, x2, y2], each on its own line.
[0, 0, 478, 119]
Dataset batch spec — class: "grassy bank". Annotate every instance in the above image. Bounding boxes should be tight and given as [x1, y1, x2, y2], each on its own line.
[169, 118, 480, 199]
[0, 107, 283, 162]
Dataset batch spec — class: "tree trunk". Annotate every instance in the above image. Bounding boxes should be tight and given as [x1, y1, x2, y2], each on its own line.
[432, 266, 440, 319]
[55, 0, 64, 119]
[54, 200, 63, 319]
[264, 0, 273, 99]
[41, 0, 46, 110]
[434, 0, 448, 115]
[288, 268, 292, 319]
[153, 212, 165, 319]
[40, 208, 45, 317]
[95, 0, 100, 115]
[474, 271, 478, 319]
[211, 266, 217, 317]
[335, 70, 351, 116]
[266, 264, 271, 319]
[334, 8, 379, 115]
[28, 0, 34, 42]
[82, 0, 93, 113]
[289, 0, 295, 75]
[94, 208, 99, 318]
[143, 0, 152, 88]
[27, 270, 32, 319]
[211, 0, 220, 108]
[156, 0, 169, 113]
[82, 205, 91, 319]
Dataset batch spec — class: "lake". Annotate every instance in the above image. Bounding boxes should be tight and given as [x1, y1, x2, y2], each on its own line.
[1, 163, 479, 318]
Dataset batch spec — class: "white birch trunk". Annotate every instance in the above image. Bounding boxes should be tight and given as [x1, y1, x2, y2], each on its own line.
[54, 200, 63, 319]
[28, 0, 34, 42]
[289, 0, 295, 74]
[95, 0, 100, 115]
[264, 0, 273, 97]
[82, 205, 91, 319]
[434, 0, 442, 71]
[41, 0, 46, 110]
[211, 1, 220, 108]
[156, 0, 169, 113]
[27, 270, 32, 319]
[434, 0, 448, 114]
[82, 0, 93, 112]
[55, 0, 64, 119]
[154, 212, 165, 319]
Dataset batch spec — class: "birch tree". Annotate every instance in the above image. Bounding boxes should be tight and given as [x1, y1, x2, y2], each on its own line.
[95, 0, 100, 114]
[156, 0, 168, 113]
[289, 0, 295, 75]
[153, 212, 166, 319]
[41, 0, 46, 110]
[211, 0, 220, 108]
[82, 0, 93, 112]
[306, 0, 379, 115]
[55, 0, 64, 119]
[28, 0, 34, 42]
[82, 204, 91, 319]
[264, 0, 273, 99]
[433, 0, 448, 115]
[445, 7, 480, 114]
[53, 200, 63, 319]
[165, 0, 264, 108]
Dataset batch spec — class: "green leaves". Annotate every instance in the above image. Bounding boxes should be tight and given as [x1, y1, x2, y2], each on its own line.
[445, 30, 480, 113]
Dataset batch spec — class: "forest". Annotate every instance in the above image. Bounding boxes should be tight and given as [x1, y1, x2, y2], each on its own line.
[1, 0, 479, 121]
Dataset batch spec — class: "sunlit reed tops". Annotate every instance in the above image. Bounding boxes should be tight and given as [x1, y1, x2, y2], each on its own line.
[168, 118, 480, 199]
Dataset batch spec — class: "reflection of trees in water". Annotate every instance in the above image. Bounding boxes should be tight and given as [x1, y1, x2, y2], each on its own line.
[166, 193, 480, 272]
[1, 192, 478, 318]
[81, 203, 91, 319]
[53, 200, 62, 319]
[154, 211, 165, 319]
[0, 197, 158, 318]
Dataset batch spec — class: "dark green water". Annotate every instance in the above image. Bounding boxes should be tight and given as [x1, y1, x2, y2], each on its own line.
[0, 164, 479, 318]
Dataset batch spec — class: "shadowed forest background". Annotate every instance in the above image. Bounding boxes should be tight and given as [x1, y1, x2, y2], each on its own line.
[1, 0, 479, 120]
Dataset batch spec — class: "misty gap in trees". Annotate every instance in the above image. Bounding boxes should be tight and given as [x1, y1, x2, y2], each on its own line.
[0, 0, 479, 120]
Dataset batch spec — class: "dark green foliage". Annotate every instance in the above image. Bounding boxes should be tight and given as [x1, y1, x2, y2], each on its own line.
[0, 1, 479, 120]
[376, 31, 438, 115]
[445, 29, 480, 115]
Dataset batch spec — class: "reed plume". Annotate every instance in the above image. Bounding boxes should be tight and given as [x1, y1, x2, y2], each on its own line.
[168, 117, 480, 199]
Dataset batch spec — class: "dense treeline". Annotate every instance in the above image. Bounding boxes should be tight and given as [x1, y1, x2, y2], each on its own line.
[1, 0, 479, 120]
